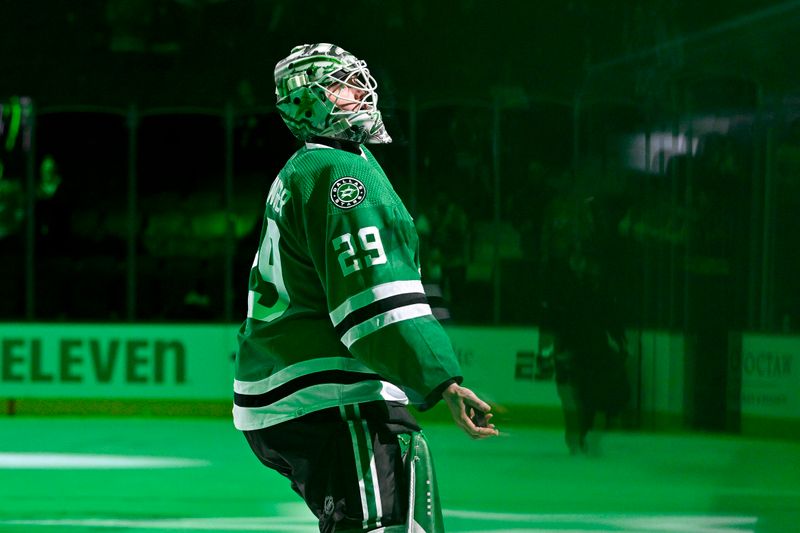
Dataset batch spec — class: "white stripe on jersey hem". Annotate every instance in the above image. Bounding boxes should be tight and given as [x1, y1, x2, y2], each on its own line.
[232, 381, 409, 431]
[234, 357, 375, 395]
[329, 280, 425, 326]
[340, 303, 433, 348]
[381, 381, 407, 402]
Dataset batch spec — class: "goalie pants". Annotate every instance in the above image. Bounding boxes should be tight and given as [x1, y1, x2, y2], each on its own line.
[243, 400, 420, 533]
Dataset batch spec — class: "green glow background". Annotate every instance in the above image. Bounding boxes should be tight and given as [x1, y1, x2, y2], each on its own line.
[1, 1, 800, 532]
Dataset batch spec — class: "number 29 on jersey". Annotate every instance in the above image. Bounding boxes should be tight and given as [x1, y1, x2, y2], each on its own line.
[332, 226, 387, 276]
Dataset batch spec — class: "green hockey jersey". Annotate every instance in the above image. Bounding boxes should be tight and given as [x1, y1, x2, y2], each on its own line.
[233, 141, 463, 431]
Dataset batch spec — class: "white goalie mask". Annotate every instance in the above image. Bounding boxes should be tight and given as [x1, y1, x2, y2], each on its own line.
[274, 43, 391, 144]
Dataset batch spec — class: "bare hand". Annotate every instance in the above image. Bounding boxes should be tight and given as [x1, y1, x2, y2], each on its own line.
[442, 383, 499, 439]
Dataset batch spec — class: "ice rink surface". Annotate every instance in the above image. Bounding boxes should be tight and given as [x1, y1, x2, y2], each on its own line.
[1, 417, 797, 532]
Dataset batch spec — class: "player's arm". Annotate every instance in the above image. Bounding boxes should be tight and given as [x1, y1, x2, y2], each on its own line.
[306, 163, 462, 408]
[315, 186, 498, 437]
[324, 203, 460, 406]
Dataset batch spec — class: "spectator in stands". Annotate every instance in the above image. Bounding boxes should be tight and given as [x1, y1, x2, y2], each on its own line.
[415, 192, 469, 320]
[0, 168, 23, 240]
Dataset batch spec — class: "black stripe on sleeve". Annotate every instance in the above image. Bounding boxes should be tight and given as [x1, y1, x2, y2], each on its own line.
[333, 293, 429, 338]
[234, 370, 382, 408]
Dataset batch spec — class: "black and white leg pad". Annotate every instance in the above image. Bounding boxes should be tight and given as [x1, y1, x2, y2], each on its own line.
[358, 432, 444, 533]
[404, 431, 444, 532]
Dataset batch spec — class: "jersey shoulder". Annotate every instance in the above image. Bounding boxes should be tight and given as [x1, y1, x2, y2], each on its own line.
[286, 144, 399, 213]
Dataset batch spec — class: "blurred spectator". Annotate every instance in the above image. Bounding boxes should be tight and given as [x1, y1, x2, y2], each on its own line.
[415, 192, 469, 320]
[0, 98, 25, 240]
[1, 153, 70, 294]
[0, 172, 23, 239]
[0, 97, 27, 317]
[538, 192, 630, 455]
[414, 206, 446, 320]
[775, 119, 800, 331]
[670, 132, 749, 430]
[35, 154, 64, 240]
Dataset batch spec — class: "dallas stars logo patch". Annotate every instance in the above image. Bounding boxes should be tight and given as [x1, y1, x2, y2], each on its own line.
[330, 177, 366, 209]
